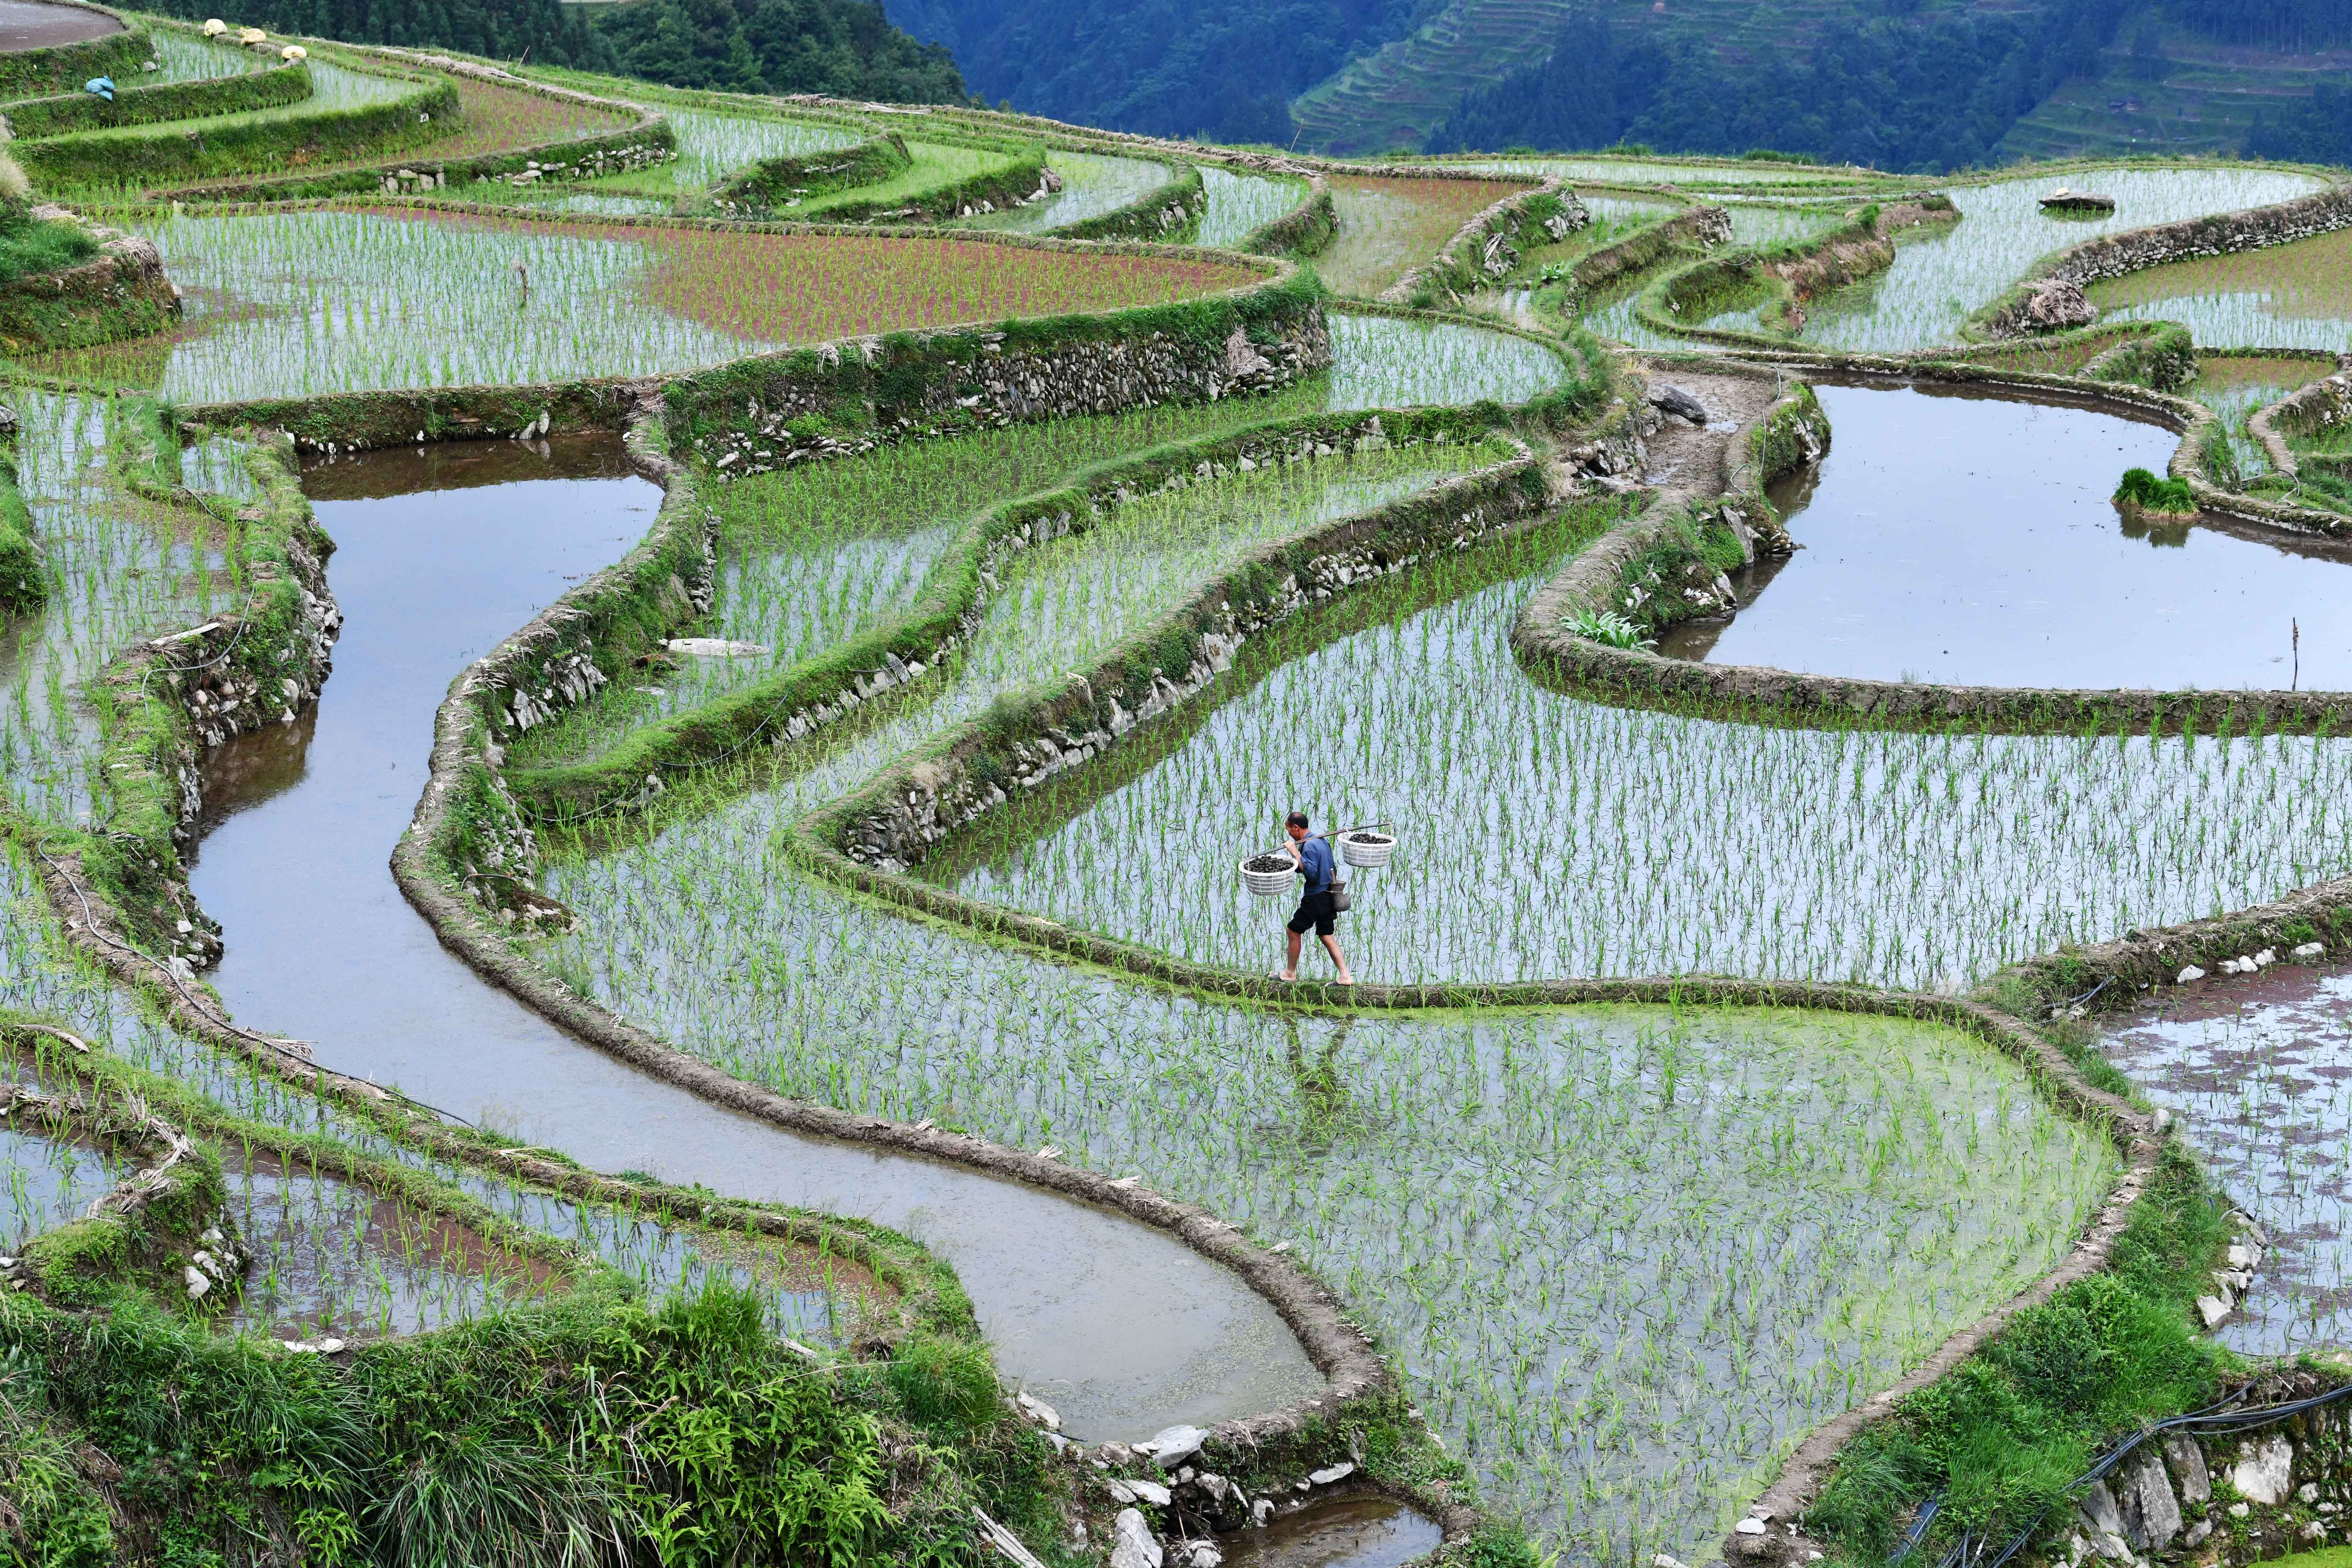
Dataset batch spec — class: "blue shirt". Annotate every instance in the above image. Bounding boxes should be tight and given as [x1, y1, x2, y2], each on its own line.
[1295, 836, 1334, 895]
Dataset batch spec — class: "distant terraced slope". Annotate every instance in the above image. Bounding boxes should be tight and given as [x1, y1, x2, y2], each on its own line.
[1290, 0, 1582, 156]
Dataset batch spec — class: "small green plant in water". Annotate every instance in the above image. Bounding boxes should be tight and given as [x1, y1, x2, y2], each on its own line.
[1563, 606, 1655, 649]
[2113, 467, 2198, 517]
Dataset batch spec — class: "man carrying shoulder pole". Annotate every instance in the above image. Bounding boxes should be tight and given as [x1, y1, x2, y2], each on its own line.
[1274, 811, 1354, 986]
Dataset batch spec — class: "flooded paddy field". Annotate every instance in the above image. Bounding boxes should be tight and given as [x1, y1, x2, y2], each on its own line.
[1659, 381, 2352, 689]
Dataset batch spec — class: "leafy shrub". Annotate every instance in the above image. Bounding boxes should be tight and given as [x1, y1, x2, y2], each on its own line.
[1563, 607, 1654, 649]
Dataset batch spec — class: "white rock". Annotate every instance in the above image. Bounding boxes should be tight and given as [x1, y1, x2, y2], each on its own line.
[1187, 1546, 1222, 1568]
[664, 637, 771, 658]
[1251, 1500, 1274, 1528]
[1734, 1519, 1768, 1536]
[2232, 1435, 2294, 1506]
[2197, 1295, 2230, 1328]
[184, 1266, 211, 1298]
[2295, 941, 2327, 959]
[2228, 1244, 2259, 1269]
[1653, 1557, 1693, 1568]
[1309, 1463, 1355, 1486]
[1111, 1509, 1162, 1568]
[2177, 966, 2206, 983]
[1129, 1479, 1173, 1508]
[2230, 1503, 2250, 1517]
[1143, 1425, 1208, 1469]
[1016, 1391, 1061, 1431]
[1105, 1479, 1138, 1505]
[2256, 948, 2277, 966]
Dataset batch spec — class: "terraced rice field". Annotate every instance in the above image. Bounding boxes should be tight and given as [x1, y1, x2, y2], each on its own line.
[536, 533, 2114, 1560]
[2088, 227, 2352, 354]
[955, 148, 1169, 233]
[1197, 165, 1309, 248]
[38, 207, 1263, 398]
[1318, 172, 1532, 297]
[1796, 165, 2328, 352]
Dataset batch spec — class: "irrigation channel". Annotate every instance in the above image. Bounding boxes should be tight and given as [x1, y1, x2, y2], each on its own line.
[1657, 381, 2352, 689]
[180, 434, 1324, 1438]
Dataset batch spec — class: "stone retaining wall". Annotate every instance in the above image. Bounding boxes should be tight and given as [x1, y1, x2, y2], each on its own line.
[2249, 368, 2352, 479]
[1979, 184, 2352, 339]
[1570, 204, 1732, 303]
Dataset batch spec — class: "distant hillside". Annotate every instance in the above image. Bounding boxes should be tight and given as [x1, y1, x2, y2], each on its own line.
[179, 0, 971, 100]
[1998, 2, 2352, 163]
[879, 0, 1423, 144]
[1425, 0, 2132, 171]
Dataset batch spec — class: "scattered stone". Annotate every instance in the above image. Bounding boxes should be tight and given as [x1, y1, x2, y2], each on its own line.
[1187, 1545, 1222, 1568]
[1251, 1499, 1274, 1528]
[1308, 1463, 1355, 1486]
[1110, 1509, 1162, 1568]
[2177, 966, 2206, 983]
[2184, 1520, 2213, 1547]
[1734, 1519, 1767, 1537]
[1015, 1391, 1061, 1431]
[183, 1265, 210, 1298]
[1143, 1425, 1208, 1469]
[2163, 1434, 2211, 1505]
[1105, 1479, 1138, 1505]
[1129, 1479, 1173, 1508]
[2295, 941, 2327, 959]
[1649, 384, 1709, 424]
[2197, 1295, 2230, 1328]
[2232, 1435, 2294, 1506]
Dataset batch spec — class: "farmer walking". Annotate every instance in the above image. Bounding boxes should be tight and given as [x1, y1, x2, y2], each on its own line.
[1274, 811, 1354, 986]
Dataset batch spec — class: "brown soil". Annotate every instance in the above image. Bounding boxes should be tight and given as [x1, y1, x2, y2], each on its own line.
[1637, 364, 1782, 499]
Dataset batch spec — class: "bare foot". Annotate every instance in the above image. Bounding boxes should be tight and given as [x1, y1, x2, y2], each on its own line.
[1335, 972, 1356, 986]
[1271, 969, 1297, 983]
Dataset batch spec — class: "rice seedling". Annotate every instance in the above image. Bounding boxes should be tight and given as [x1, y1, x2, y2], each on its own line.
[1798, 165, 2328, 354]
[0, 1121, 131, 1252]
[41, 207, 1258, 400]
[1449, 156, 1898, 190]
[148, 26, 263, 83]
[2100, 969, 2352, 1358]
[1324, 310, 1572, 409]
[0, 845, 882, 1345]
[1318, 174, 1534, 298]
[2086, 226, 2352, 354]
[508, 384, 1355, 767]
[940, 551, 2352, 994]
[0, 390, 233, 825]
[1196, 165, 1309, 250]
[789, 137, 1036, 221]
[953, 149, 1170, 234]
[541, 791, 2112, 1565]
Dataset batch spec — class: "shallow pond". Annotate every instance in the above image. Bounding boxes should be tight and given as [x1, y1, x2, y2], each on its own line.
[1657, 381, 2352, 689]
[176, 435, 1319, 1438]
[2100, 960, 2352, 1356]
[1217, 1496, 1443, 1568]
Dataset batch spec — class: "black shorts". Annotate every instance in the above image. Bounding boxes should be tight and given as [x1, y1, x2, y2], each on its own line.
[1288, 890, 1337, 937]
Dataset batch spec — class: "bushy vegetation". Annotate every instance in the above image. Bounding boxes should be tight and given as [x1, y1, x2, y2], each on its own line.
[2249, 82, 2352, 167]
[1807, 1142, 2231, 1563]
[1426, 0, 2133, 172]
[0, 201, 95, 288]
[136, 0, 611, 69]
[0, 1276, 1046, 1567]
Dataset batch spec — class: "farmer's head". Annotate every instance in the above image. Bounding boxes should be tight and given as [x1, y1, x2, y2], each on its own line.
[1285, 811, 1309, 841]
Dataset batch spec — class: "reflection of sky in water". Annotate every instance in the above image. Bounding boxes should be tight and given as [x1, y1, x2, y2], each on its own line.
[2103, 966, 2352, 1354]
[0, 1123, 128, 1250]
